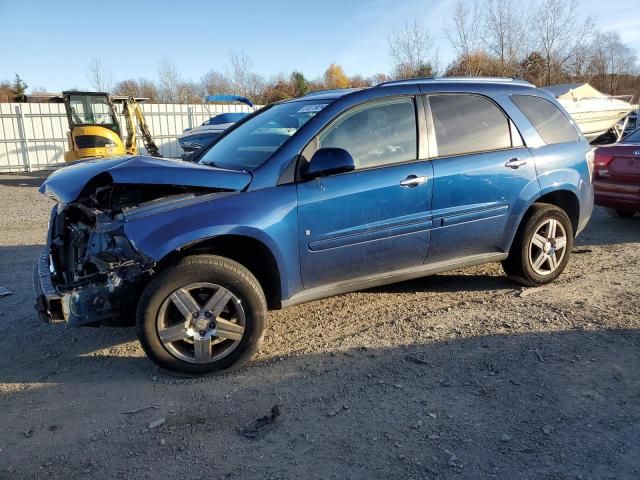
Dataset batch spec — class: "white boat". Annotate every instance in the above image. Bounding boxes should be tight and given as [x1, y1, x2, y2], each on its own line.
[543, 83, 633, 141]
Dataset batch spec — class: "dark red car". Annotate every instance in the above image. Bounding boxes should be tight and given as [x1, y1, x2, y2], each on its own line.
[593, 128, 640, 218]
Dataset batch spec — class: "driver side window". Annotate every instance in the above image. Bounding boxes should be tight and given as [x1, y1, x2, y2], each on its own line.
[319, 97, 417, 169]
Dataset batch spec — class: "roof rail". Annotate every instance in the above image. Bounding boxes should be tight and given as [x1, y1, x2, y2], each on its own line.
[376, 76, 534, 87]
[302, 88, 362, 98]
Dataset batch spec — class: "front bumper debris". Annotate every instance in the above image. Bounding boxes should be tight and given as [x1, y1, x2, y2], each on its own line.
[33, 248, 138, 327]
[33, 248, 65, 324]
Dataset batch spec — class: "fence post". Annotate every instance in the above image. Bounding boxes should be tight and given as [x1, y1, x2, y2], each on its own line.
[187, 106, 194, 130]
[16, 104, 32, 173]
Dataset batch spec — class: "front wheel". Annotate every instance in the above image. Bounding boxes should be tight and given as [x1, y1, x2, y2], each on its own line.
[136, 255, 267, 375]
[502, 204, 574, 287]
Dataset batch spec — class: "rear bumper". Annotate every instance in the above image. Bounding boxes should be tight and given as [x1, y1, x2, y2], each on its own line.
[593, 178, 640, 211]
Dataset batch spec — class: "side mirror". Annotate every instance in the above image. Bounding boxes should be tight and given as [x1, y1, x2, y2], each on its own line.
[302, 148, 355, 180]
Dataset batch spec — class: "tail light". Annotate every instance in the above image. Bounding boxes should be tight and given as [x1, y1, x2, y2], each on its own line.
[593, 149, 614, 178]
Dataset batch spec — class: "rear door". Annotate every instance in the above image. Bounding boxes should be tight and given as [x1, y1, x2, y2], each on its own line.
[296, 96, 434, 289]
[425, 93, 538, 262]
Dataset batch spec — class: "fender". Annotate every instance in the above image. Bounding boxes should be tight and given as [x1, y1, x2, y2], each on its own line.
[122, 185, 302, 300]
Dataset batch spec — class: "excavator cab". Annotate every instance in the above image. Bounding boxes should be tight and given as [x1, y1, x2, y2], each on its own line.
[63, 91, 126, 162]
[62, 91, 160, 162]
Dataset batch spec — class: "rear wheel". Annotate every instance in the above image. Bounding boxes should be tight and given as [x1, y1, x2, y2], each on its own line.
[502, 204, 574, 287]
[606, 208, 636, 219]
[136, 255, 267, 375]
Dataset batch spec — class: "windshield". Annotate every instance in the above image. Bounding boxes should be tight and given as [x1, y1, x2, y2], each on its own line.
[198, 100, 329, 170]
[68, 94, 117, 126]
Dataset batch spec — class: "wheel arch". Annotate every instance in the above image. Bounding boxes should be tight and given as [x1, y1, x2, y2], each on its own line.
[530, 189, 580, 237]
[155, 234, 283, 309]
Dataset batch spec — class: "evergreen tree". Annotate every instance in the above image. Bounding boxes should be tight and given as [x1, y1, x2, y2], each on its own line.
[11, 74, 28, 102]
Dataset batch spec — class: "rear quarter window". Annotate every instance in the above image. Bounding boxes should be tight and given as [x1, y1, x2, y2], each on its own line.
[511, 95, 579, 145]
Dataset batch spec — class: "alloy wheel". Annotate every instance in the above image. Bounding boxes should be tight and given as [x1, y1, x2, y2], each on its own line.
[156, 282, 246, 364]
[527, 218, 568, 276]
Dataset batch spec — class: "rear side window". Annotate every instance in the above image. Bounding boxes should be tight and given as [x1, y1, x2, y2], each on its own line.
[429, 94, 512, 157]
[512, 95, 579, 145]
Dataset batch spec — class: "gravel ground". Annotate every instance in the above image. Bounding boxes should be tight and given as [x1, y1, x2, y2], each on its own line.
[0, 172, 639, 480]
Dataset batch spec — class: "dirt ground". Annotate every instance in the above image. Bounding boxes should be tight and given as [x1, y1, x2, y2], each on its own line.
[0, 172, 638, 480]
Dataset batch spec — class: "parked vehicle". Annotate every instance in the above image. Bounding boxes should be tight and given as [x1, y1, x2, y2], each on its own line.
[178, 95, 253, 158]
[35, 78, 594, 375]
[593, 127, 640, 218]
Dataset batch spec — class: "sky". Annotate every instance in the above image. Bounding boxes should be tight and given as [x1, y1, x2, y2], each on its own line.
[0, 0, 639, 92]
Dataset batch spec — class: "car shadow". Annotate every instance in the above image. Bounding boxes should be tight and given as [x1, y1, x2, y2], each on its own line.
[0, 326, 638, 478]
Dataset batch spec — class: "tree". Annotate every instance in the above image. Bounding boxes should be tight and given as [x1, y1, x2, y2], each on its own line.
[114, 79, 141, 98]
[519, 51, 546, 86]
[388, 20, 437, 79]
[11, 74, 28, 102]
[157, 58, 182, 103]
[349, 74, 372, 88]
[227, 50, 265, 100]
[324, 64, 349, 89]
[138, 78, 159, 102]
[589, 30, 639, 94]
[201, 70, 232, 96]
[0, 81, 13, 102]
[87, 59, 113, 92]
[444, 1, 483, 76]
[446, 51, 503, 77]
[531, 0, 593, 86]
[290, 70, 309, 96]
[482, 0, 526, 76]
[369, 73, 392, 85]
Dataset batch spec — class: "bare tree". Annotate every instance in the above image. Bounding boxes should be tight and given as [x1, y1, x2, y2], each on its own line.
[388, 20, 437, 79]
[87, 58, 114, 92]
[201, 70, 233, 96]
[482, 0, 527, 76]
[531, 0, 593, 86]
[227, 50, 265, 99]
[444, 1, 483, 76]
[157, 58, 182, 103]
[589, 30, 639, 94]
[138, 78, 159, 103]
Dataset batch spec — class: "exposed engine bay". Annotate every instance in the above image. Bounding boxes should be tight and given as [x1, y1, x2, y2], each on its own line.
[37, 175, 224, 326]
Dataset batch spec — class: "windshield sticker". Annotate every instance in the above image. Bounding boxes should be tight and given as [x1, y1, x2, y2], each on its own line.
[297, 103, 328, 113]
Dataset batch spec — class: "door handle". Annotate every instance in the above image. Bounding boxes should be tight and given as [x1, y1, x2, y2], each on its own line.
[505, 158, 527, 169]
[400, 175, 428, 187]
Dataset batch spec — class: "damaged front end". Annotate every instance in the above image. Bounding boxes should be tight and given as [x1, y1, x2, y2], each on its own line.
[35, 177, 220, 327]
[34, 156, 252, 327]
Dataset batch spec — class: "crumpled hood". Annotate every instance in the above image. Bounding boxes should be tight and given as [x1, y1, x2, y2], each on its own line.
[40, 155, 252, 204]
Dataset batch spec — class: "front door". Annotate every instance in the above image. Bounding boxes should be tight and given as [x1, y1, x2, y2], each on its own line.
[297, 97, 433, 289]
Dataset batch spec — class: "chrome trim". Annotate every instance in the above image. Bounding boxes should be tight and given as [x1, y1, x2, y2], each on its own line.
[400, 175, 428, 187]
[504, 158, 527, 169]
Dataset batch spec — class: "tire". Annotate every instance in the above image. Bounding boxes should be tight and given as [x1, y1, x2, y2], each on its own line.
[136, 255, 267, 375]
[606, 208, 636, 219]
[502, 204, 574, 287]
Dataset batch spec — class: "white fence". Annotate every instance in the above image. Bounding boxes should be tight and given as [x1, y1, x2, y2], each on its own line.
[0, 102, 255, 173]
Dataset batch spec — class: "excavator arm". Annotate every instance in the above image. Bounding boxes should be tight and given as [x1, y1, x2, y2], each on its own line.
[122, 96, 161, 157]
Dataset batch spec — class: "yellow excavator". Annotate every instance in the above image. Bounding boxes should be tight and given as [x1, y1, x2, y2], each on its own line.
[63, 91, 160, 162]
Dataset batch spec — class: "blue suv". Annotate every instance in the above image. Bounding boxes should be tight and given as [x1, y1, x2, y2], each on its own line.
[35, 78, 594, 374]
